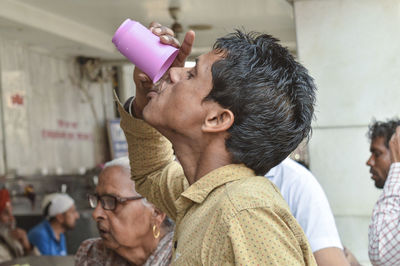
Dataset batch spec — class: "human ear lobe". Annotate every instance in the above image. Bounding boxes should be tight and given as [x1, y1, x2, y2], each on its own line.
[153, 208, 166, 225]
[55, 213, 64, 223]
[202, 108, 234, 133]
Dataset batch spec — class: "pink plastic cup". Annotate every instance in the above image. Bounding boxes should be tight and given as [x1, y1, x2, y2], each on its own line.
[112, 19, 179, 83]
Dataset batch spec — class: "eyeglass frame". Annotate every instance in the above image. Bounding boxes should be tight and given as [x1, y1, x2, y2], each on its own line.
[87, 193, 144, 211]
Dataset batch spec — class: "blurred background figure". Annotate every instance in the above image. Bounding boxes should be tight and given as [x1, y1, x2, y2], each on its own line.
[366, 119, 400, 189]
[266, 158, 357, 266]
[368, 124, 400, 265]
[0, 188, 39, 262]
[75, 157, 173, 266]
[28, 193, 79, 256]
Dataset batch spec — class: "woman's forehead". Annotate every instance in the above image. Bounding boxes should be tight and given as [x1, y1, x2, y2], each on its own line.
[97, 166, 135, 194]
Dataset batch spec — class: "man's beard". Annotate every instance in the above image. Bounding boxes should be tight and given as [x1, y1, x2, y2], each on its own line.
[61, 221, 75, 231]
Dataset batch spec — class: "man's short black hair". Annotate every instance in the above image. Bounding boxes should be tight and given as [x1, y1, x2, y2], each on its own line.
[206, 30, 316, 175]
[367, 118, 400, 148]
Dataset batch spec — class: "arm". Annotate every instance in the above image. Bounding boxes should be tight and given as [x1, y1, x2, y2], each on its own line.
[273, 161, 346, 265]
[368, 126, 400, 265]
[10, 228, 32, 254]
[118, 23, 194, 220]
[118, 101, 187, 220]
[314, 247, 352, 266]
[290, 178, 349, 265]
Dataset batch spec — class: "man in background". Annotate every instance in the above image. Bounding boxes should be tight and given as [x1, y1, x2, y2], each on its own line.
[366, 119, 400, 189]
[368, 120, 400, 265]
[0, 188, 39, 262]
[28, 193, 79, 255]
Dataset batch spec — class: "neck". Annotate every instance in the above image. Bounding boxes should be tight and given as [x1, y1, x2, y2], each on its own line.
[173, 133, 232, 185]
[116, 229, 166, 265]
[49, 220, 65, 241]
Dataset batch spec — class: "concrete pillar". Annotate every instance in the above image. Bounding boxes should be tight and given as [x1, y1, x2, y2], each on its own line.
[294, 0, 400, 264]
[117, 64, 136, 103]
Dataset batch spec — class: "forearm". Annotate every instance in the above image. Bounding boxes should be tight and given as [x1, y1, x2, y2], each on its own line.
[118, 100, 174, 179]
[368, 163, 400, 265]
[314, 247, 351, 266]
[117, 97, 187, 220]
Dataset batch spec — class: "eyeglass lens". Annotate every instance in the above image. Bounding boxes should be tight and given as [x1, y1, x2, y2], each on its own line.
[88, 194, 116, 210]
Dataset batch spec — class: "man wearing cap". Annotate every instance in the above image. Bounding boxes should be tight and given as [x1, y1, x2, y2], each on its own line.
[0, 188, 39, 262]
[28, 193, 80, 256]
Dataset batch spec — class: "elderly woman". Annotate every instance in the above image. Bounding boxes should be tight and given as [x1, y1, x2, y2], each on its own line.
[75, 157, 174, 266]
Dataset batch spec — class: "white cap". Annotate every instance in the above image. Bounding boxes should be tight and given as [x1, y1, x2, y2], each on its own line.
[42, 193, 74, 218]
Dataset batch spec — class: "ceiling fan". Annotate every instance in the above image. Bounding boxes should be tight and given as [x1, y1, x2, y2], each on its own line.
[168, 6, 183, 38]
[168, 6, 212, 39]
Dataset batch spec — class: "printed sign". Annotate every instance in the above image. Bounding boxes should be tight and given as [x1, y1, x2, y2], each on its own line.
[107, 119, 128, 159]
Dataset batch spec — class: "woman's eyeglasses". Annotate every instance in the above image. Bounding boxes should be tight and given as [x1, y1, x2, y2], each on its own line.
[87, 193, 143, 211]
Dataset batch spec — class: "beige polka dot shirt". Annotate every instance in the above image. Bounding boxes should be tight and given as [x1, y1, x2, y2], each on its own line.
[118, 101, 316, 266]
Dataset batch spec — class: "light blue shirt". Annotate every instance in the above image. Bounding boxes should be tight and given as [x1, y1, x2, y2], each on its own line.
[28, 219, 67, 256]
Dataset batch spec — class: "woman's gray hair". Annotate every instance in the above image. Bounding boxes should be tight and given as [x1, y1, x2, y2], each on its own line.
[104, 156, 130, 171]
[103, 157, 174, 231]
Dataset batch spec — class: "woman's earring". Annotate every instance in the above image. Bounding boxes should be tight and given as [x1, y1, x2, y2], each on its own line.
[153, 224, 160, 239]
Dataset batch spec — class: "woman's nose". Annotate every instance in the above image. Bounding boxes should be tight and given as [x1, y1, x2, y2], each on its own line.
[92, 202, 104, 220]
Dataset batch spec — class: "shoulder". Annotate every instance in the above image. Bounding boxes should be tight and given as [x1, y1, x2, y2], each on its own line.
[75, 238, 104, 260]
[274, 158, 316, 183]
[75, 238, 129, 266]
[76, 238, 102, 253]
[270, 159, 325, 196]
[28, 221, 49, 239]
[224, 175, 289, 214]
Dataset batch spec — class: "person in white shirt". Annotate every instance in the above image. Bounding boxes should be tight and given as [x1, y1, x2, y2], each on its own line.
[368, 124, 400, 266]
[266, 158, 355, 266]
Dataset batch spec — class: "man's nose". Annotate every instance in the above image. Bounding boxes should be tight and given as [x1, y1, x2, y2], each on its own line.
[366, 155, 374, 166]
[168, 67, 183, 83]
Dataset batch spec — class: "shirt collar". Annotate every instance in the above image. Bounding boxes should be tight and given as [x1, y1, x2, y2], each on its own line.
[180, 164, 255, 204]
[44, 219, 61, 242]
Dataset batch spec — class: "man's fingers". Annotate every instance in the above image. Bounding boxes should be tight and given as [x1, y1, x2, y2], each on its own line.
[151, 25, 175, 38]
[138, 73, 150, 82]
[181, 30, 195, 57]
[389, 126, 400, 163]
[149, 21, 162, 29]
[160, 35, 180, 48]
[151, 26, 175, 37]
[173, 30, 195, 67]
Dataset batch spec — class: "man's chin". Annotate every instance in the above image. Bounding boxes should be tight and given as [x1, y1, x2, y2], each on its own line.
[142, 108, 158, 127]
[374, 179, 385, 189]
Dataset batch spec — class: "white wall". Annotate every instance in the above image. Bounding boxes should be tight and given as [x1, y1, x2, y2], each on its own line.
[294, 0, 400, 264]
[0, 37, 116, 176]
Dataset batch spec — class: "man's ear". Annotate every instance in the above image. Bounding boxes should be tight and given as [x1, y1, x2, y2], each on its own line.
[55, 213, 64, 223]
[202, 108, 234, 133]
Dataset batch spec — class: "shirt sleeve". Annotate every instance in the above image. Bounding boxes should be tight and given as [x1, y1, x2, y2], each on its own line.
[287, 173, 343, 252]
[368, 162, 400, 266]
[117, 97, 188, 221]
[28, 230, 49, 255]
[222, 208, 315, 265]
